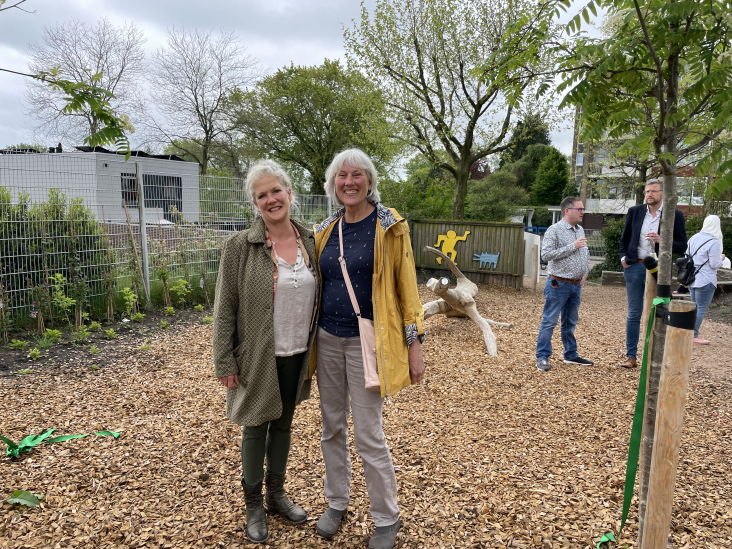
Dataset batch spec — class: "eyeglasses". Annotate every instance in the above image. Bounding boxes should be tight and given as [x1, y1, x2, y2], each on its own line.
[645, 190, 661, 194]
[568, 207, 585, 212]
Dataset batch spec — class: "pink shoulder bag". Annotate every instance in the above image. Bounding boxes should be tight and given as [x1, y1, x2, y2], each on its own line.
[337, 218, 381, 392]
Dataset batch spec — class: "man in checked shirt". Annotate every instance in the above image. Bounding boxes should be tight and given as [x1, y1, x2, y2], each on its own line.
[535, 196, 593, 372]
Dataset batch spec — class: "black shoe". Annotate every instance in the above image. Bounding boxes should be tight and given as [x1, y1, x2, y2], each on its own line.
[316, 507, 346, 538]
[241, 480, 268, 544]
[264, 473, 307, 524]
[536, 358, 550, 372]
[564, 355, 594, 366]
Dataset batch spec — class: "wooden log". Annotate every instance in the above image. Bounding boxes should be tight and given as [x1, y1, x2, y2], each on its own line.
[642, 299, 695, 549]
[531, 244, 539, 293]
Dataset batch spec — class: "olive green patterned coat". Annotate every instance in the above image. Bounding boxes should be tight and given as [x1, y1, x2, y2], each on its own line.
[212, 217, 318, 427]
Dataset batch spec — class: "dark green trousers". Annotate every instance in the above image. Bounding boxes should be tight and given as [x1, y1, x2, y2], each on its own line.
[241, 353, 303, 486]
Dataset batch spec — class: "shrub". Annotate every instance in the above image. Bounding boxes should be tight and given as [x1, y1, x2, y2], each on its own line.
[28, 348, 42, 361]
[194, 304, 204, 312]
[203, 316, 213, 324]
[72, 326, 90, 345]
[9, 339, 29, 350]
[89, 321, 102, 332]
[89, 344, 100, 355]
[104, 329, 117, 340]
[131, 312, 145, 323]
[169, 278, 191, 307]
[35, 336, 55, 349]
[160, 320, 169, 329]
[164, 307, 175, 316]
[45, 329, 63, 343]
[600, 218, 625, 272]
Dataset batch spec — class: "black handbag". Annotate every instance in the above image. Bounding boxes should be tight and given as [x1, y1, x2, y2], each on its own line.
[676, 237, 714, 287]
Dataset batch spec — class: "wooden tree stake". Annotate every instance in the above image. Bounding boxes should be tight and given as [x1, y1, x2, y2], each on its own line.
[642, 299, 695, 549]
[531, 244, 539, 293]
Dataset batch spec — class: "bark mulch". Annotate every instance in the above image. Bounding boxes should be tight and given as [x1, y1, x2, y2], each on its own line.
[1, 284, 730, 549]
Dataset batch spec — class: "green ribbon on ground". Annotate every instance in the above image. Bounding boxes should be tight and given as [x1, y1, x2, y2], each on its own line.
[597, 532, 616, 549]
[1, 429, 120, 458]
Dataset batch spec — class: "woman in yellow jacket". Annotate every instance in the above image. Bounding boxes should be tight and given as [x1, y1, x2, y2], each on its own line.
[309, 148, 425, 549]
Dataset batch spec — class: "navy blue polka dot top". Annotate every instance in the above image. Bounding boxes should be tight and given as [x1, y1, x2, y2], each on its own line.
[319, 209, 377, 337]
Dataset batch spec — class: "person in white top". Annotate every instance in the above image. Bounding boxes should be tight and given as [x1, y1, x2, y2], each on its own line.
[686, 215, 726, 344]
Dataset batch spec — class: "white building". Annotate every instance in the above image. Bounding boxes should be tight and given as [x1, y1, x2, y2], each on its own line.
[0, 147, 201, 224]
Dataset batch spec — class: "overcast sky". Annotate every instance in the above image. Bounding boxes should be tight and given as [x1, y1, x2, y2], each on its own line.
[0, 0, 576, 159]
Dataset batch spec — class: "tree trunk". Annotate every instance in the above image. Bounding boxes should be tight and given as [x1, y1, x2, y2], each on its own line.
[452, 168, 470, 220]
[310, 166, 326, 195]
[201, 142, 209, 176]
[635, 164, 648, 205]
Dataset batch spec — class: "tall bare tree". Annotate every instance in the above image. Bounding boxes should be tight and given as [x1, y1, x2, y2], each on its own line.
[148, 28, 261, 175]
[24, 17, 145, 147]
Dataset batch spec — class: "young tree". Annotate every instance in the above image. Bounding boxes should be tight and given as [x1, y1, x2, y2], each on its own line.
[500, 143, 553, 190]
[531, 148, 570, 205]
[229, 59, 396, 194]
[148, 28, 261, 175]
[24, 18, 145, 147]
[345, 0, 560, 219]
[559, 0, 732, 286]
[499, 114, 552, 167]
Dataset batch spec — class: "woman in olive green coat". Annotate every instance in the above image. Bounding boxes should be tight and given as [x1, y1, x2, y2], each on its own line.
[213, 159, 319, 544]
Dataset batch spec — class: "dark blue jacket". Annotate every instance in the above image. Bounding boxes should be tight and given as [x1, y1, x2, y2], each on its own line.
[618, 204, 687, 263]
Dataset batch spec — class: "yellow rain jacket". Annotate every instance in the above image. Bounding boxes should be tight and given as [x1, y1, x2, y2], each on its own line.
[307, 204, 425, 398]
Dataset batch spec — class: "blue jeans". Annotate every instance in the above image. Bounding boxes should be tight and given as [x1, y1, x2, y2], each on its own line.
[623, 262, 646, 358]
[690, 283, 716, 338]
[536, 277, 582, 360]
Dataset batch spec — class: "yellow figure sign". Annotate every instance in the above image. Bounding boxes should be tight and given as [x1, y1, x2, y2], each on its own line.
[434, 230, 470, 264]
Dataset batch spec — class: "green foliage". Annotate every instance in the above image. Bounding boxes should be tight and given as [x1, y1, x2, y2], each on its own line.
[89, 321, 101, 332]
[194, 304, 204, 312]
[35, 336, 55, 349]
[596, 218, 626, 274]
[44, 329, 63, 343]
[379, 156, 455, 219]
[72, 325, 90, 345]
[562, 180, 579, 199]
[9, 339, 29, 350]
[103, 329, 117, 340]
[140, 344, 150, 351]
[203, 316, 213, 325]
[131, 312, 145, 323]
[344, 0, 560, 218]
[229, 59, 397, 194]
[168, 279, 191, 307]
[558, 0, 732, 198]
[164, 307, 175, 316]
[88, 344, 100, 355]
[531, 207, 554, 228]
[160, 320, 169, 329]
[28, 348, 42, 361]
[0, 188, 109, 328]
[531, 148, 570, 206]
[120, 287, 137, 318]
[501, 144, 553, 190]
[500, 115, 551, 167]
[5, 490, 45, 509]
[91, 364, 99, 370]
[13, 369, 32, 375]
[466, 172, 531, 222]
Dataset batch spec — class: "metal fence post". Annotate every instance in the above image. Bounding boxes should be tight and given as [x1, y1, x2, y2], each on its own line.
[136, 162, 151, 302]
[327, 195, 332, 217]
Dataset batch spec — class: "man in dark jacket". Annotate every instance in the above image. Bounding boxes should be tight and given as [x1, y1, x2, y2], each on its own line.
[618, 178, 687, 368]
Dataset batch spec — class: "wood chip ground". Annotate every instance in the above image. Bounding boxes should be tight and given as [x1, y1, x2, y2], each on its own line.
[2, 282, 731, 548]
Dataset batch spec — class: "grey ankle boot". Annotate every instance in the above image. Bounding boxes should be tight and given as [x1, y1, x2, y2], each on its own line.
[369, 519, 401, 549]
[264, 473, 307, 524]
[241, 480, 268, 543]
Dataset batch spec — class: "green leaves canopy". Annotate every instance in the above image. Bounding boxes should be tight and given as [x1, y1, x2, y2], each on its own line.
[229, 59, 395, 195]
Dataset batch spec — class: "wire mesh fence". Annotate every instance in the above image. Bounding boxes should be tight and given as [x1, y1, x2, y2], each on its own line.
[0, 151, 331, 331]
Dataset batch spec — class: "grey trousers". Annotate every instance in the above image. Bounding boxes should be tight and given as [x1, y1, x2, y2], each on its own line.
[316, 327, 399, 527]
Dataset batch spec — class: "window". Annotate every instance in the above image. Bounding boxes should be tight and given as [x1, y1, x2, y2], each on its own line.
[576, 153, 584, 166]
[121, 173, 138, 206]
[143, 174, 183, 221]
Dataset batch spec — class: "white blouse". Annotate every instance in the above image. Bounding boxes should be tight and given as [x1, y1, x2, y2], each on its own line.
[273, 247, 316, 357]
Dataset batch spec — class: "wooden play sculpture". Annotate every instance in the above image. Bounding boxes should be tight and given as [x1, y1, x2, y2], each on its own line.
[422, 246, 513, 355]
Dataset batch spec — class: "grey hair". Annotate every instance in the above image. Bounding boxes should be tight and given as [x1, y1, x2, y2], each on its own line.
[324, 148, 381, 208]
[560, 196, 581, 215]
[245, 158, 299, 213]
[645, 178, 663, 190]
